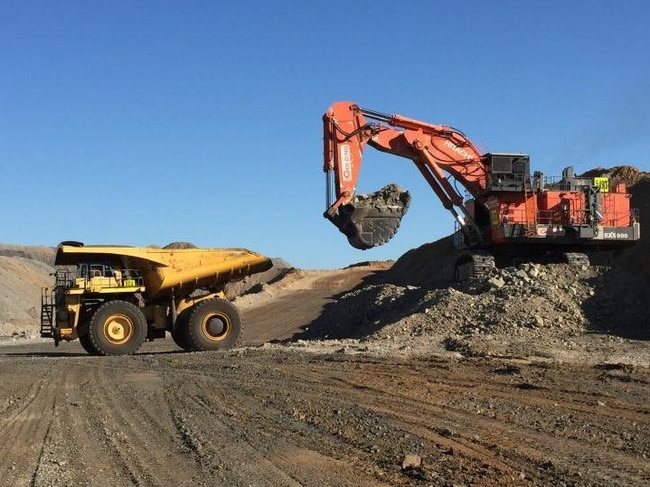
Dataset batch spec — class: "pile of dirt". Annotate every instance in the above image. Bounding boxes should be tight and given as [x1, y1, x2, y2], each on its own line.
[161, 241, 198, 249]
[580, 165, 650, 187]
[224, 257, 294, 299]
[300, 262, 599, 337]
[0, 244, 55, 266]
[297, 261, 646, 357]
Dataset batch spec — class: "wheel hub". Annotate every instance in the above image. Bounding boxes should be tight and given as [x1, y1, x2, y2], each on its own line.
[203, 315, 229, 341]
[104, 315, 133, 344]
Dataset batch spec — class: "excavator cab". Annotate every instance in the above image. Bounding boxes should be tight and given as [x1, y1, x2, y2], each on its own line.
[325, 184, 411, 250]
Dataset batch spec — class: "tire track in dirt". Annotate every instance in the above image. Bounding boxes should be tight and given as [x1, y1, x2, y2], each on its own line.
[158, 354, 503, 485]
[162, 370, 389, 487]
[22, 358, 204, 487]
[32, 364, 130, 486]
[0, 370, 58, 486]
[215, 354, 649, 486]
[74, 362, 199, 486]
[229, 357, 526, 485]
[360, 359, 648, 485]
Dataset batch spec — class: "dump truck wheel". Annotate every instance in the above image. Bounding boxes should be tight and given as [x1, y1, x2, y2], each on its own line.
[79, 332, 101, 356]
[170, 310, 191, 351]
[171, 328, 189, 350]
[88, 300, 147, 356]
[77, 321, 101, 356]
[186, 298, 242, 351]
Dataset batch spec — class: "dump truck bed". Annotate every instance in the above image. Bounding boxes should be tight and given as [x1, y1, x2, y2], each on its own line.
[54, 243, 273, 299]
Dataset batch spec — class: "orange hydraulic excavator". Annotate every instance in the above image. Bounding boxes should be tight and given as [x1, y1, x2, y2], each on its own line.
[322, 101, 640, 279]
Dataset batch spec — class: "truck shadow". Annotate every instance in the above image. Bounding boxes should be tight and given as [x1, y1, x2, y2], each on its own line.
[0, 350, 91, 358]
[0, 345, 189, 358]
[286, 269, 437, 341]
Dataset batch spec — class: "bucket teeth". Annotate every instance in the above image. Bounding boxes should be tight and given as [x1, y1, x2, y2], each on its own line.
[333, 184, 411, 250]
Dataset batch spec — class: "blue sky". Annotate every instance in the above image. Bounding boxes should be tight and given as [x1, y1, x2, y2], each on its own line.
[1, 1, 649, 269]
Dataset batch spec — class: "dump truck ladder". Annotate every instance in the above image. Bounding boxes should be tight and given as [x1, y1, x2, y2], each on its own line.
[40, 289, 55, 338]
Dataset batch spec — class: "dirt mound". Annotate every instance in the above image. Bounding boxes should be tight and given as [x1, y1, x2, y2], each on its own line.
[162, 241, 198, 249]
[301, 263, 602, 337]
[384, 235, 456, 287]
[224, 257, 294, 299]
[295, 259, 648, 363]
[0, 244, 55, 265]
[579, 165, 650, 187]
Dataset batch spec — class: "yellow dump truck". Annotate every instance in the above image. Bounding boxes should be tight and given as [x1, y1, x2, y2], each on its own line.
[41, 241, 272, 356]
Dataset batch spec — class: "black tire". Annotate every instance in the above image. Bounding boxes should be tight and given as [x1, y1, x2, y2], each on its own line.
[186, 298, 242, 352]
[87, 300, 147, 356]
[78, 332, 101, 356]
[170, 309, 191, 351]
[77, 321, 100, 356]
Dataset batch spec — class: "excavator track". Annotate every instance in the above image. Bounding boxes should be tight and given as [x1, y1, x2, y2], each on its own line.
[454, 252, 496, 283]
[562, 252, 590, 266]
[333, 184, 411, 250]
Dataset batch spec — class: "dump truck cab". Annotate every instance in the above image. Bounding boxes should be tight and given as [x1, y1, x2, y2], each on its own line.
[67, 263, 145, 292]
[41, 242, 273, 356]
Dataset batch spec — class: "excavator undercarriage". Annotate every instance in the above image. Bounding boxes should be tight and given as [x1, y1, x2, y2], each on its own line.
[452, 249, 592, 283]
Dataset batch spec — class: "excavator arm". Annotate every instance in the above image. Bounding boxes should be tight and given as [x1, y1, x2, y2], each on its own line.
[323, 101, 488, 249]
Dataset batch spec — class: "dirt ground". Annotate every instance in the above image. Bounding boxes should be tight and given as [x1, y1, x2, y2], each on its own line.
[0, 264, 648, 487]
[0, 166, 648, 486]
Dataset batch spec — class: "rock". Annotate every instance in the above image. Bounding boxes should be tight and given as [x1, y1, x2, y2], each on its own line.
[487, 276, 506, 289]
[401, 454, 422, 469]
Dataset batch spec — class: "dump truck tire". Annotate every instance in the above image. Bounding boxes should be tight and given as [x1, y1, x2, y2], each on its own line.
[78, 332, 101, 356]
[186, 298, 242, 351]
[170, 310, 192, 351]
[171, 328, 189, 350]
[87, 300, 147, 356]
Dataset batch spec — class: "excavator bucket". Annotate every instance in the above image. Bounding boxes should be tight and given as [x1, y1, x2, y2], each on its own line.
[329, 184, 411, 250]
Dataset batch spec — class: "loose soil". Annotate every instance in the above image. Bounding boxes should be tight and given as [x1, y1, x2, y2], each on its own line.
[0, 166, 648, 486]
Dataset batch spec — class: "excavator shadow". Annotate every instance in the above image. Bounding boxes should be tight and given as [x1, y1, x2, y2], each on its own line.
[582, 267, 650, 341]
[286, 270, 446, 342]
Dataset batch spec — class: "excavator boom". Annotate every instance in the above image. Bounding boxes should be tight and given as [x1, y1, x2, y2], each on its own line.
[323, 101, 486, 248]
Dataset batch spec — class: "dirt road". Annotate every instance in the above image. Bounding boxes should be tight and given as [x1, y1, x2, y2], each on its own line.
[0, 268, 648, 487]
